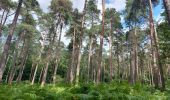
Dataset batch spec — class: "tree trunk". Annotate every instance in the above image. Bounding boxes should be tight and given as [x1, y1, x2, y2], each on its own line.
[16, 54, 28, 83]
[67, 27, 76, 84]
[109, 18, 113, 81]
[130, 28, 137, 84]
[97, 0, 105, 84]
[0, 0, 23, 81]
[8, 32, 24, 84]
[41, 62, 49, 87]
[163, 0, 170, 26]
[87, 35, 93, 82]
[148, 0, 163, 89]
[52, 27, 62, 84]
[38, 67, 44, 83]
[155, 24, 165, 90]
[75, 0, 88, 85]
[29, 63, 35, 81]
[16, 36, 30, 83]
[0, 10, 9, 36]
[31, 64, 38, 85]
[0, 9, 6, 37]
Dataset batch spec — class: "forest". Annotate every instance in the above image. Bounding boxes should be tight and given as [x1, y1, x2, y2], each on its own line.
[0, 0, 170, 99]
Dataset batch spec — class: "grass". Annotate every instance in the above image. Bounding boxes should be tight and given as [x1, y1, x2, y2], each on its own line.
[0, 81, 170, 100]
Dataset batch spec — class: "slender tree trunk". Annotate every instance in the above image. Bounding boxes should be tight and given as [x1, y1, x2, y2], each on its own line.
[163, 0, 170, 26]
[97, 0, 105, 84]
[5, 56, 10, 82]
[0, 9, 6, 37]
[29, 63, 35, 81]
[16, 54, 28, 83]
[41, 62, 49, 87]
[130, 28, 137, 84]
[38, 67, 44, 83]
[149, 0, 164, 89]
[8, 32, 24, 84]
[67, 27, 76, 84]
[155, 25, 165, 90]
[0, 11, 9, 36]
[109, 18, 113, 81]
[52, 27, 62, 84]
[0, 0, 23, 81]
[75, 0, 88, 85]
[2, 11, 9, 28]
[0, 9, 5, 25]
[87, 35, 93, 82]
[31, 64, 38, 85]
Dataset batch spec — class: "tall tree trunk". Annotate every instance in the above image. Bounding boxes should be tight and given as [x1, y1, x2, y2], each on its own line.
[67, 27, 76, 84]
[148, 0, 164, 89]
[75, 0, 88, 85]
[31, 44, 44, 85]
[97, 0, 105, 84]
[52, 27, 62, 84]
[109, 18, 113, 81]
[16, 35, 30, 83]
[130, 28, 137, 84]
[155, 25, 165, 90]
[8, 31, 24, 84]
[16, 54, 28, 83]
[163, 0, 170, 26]
[0, 0, 23, 81]
[87, 35, 93, 82]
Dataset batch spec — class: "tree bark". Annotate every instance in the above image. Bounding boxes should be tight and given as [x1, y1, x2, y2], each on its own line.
[75, 0, 88, 85]
[52, 27, 62, 84]
[129, 28, 137, 84]
[0, 0, 23, 82]
[109, 18, 113, 81]
[41, 62, 49, 87]
[97, 0, 105, 84]
[31, 64, 38, 85]
[67, 27, 76, 84]
[8, 31, 24, 84]
[0, 9, 6, 37]
[148, 0, 164, 89]
[163, 0, 170, 26]
[16, 54, 28, 83]
[87, 35, 93, 82]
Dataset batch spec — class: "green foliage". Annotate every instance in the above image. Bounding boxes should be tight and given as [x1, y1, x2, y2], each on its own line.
[0, 81, 170, 100]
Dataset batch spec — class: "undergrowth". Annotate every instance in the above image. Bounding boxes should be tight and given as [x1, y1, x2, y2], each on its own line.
[0, 81, 169, 100]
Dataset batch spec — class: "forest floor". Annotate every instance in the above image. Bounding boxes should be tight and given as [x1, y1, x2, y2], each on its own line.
[0, 81, 170, 100]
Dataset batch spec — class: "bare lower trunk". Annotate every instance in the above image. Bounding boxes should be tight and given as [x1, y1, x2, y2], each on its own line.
[39, 67, 44, 83]
[31, 64, 38, 85]
[0, 0, 23, 81]
[8, 32, 24, 84]
[87, 36, 93, 82]
[109, 18, 113, 81]
[130, 28, 137, 84]
[16, 54, 28, 83]
[149, 0, 162, 89]
[41, 62, 49, 87]
[52, 61, 58, 84]
[75, 0, 88, 85]
[29, 63, 35, 81]
[67, 27, 76, 84]
[97, 0, 105, 84]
